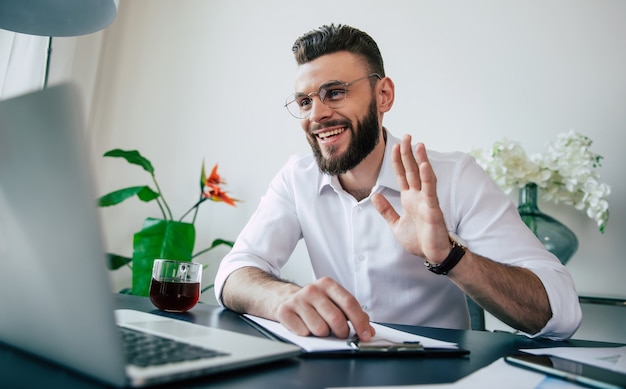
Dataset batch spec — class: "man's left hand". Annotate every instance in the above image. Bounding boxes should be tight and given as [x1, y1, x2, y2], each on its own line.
[372, 134, 451, 264]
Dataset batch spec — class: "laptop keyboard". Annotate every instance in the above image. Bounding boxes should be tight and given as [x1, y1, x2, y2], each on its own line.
[119, 327, 229, 368]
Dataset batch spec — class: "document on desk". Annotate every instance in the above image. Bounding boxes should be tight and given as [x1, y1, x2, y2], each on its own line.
[328, 347, 626, 389]
[329, 357, 583, 389]
[243, 314, 462, 355]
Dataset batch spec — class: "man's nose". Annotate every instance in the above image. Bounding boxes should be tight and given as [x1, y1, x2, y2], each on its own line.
[308, 95, 333, 122]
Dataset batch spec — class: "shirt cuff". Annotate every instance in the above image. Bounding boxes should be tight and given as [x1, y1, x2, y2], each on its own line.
[523, 266, 582, 340]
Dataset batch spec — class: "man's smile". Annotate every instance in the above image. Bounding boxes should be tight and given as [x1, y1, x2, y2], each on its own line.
[317, 127, 347, 140]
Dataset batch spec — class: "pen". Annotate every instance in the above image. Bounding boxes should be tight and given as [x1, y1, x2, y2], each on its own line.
[348, 334, 361, 350]
[347, 335, 424, 352]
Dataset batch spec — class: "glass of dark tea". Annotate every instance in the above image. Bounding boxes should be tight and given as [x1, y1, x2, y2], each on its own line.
[149, 259, 202, 312]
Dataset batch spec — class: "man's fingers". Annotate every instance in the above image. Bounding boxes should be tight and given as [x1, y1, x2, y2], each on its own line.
[276, 278, 374, 340]
[322, 279, 374, 341]
[371, 193, 399, 226]
[275, 303, 315, 337]
[400, 135, 422, 190]
[414, 142, 438, 200]
[390, 143, 408, 191]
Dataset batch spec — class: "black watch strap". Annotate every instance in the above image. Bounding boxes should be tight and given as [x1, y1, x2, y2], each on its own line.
[424, 237, 466, 275]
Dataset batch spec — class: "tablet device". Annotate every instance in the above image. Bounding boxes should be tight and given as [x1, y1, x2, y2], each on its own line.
[505, 352, 626, 389]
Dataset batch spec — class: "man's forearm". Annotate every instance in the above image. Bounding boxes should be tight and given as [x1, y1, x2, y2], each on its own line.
[221, 266, 301, 320]
[448, 251, 552, 335]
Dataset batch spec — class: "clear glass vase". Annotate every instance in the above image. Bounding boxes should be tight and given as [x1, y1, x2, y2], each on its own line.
[517, 183, 578, 264]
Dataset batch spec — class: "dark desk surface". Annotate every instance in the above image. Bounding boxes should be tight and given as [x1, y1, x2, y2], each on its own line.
[1, 294, 623, 388]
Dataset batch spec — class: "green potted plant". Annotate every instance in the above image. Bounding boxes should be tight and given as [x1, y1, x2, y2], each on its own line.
[98, 149, 239, 296]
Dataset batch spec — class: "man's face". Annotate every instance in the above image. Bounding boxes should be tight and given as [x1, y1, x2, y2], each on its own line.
[293, 52, 381, 175]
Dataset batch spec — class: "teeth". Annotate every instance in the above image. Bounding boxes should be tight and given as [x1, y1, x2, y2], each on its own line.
[318, 128, 345, 139]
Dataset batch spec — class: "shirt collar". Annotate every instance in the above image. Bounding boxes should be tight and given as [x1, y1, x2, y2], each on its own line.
[375, 130, 401, 192]
[318, 129, 401, 195]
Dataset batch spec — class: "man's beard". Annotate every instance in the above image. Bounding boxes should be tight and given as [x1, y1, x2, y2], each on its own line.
[307, 99, 380, 176]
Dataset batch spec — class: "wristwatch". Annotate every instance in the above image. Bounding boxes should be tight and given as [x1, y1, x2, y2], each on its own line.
[424, 236, 467, 275]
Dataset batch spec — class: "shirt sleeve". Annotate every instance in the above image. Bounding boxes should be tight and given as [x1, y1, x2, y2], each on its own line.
[213, 158, 303, 307]
[441, 153, 582, 340]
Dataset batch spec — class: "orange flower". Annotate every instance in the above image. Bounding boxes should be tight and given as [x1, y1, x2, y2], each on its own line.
[201, 163, 238, 206]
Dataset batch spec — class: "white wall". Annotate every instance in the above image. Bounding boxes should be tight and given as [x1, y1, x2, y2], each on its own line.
[51, 1, 625, 337]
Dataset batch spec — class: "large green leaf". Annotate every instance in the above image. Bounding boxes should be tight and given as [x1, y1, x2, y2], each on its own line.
[106, 253, 132, 270]
[98, 186, 159, 207]
[104, 149, 155, 174]
[131, 218, 195, 296]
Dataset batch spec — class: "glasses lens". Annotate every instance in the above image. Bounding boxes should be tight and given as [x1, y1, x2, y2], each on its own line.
[285, 94, 308, 119]
[284, 81, 352, 119]
[318, 83, 347, 108]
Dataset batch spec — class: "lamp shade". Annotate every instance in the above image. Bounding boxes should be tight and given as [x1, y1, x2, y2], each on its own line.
[0, 0, 118, 37]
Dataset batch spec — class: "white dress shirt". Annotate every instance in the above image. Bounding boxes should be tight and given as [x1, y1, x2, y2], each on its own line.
[215, 131, 582, 340]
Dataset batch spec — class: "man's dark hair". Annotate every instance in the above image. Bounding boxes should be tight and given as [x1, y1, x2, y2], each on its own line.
[292, 24, 385, 77]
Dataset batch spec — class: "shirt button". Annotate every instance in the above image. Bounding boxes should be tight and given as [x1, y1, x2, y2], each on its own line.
[361, 305, 368, 311]
[358, 254, 365, 262]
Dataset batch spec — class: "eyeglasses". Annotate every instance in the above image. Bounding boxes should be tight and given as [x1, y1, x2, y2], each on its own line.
[284, 73, 381, 119]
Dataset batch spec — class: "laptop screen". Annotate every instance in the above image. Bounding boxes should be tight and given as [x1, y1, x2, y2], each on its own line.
[0, 84, 129, 386]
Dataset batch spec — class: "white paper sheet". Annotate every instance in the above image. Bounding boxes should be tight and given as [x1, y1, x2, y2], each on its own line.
[328, 357, 581, 389]
[243, 314, 458, 352]
[327, 346, 626, 388]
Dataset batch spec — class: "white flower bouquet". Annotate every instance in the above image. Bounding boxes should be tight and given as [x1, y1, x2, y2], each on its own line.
[470, 130, 610, 233]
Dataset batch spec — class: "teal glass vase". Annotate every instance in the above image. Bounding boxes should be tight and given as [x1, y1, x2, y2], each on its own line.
[517, 183, 578, 264]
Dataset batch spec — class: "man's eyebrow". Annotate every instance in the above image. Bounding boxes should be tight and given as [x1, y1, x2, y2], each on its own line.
[293, 79, 346, 96]
[320, 79, 346, 87]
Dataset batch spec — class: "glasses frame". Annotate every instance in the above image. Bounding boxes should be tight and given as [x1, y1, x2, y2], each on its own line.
[284, 73, 382, 119]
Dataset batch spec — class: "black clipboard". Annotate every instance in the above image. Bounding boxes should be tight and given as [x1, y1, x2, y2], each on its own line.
[241, 315, 470, 358]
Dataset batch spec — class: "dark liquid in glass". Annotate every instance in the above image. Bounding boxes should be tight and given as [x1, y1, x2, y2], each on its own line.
[149, 278, 200, 312]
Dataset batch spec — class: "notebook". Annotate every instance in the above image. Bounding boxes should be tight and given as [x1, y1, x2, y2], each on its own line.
[0, 84, 301, 387]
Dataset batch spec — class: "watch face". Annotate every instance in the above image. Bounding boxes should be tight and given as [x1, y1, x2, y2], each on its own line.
[424, 261, 444, 274]
[424, 244, 466, 275]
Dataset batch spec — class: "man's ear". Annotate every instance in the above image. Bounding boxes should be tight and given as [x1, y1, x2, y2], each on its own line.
[377, 77, 395, 113]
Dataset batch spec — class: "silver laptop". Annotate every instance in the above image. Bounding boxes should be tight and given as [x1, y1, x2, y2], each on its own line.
[0, 84, 301, 387]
